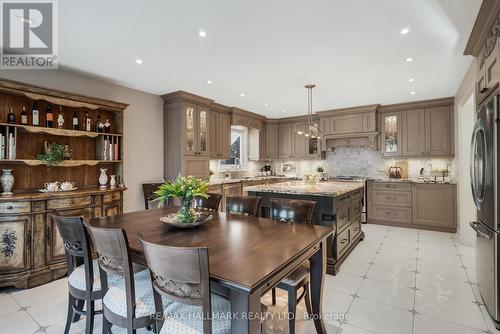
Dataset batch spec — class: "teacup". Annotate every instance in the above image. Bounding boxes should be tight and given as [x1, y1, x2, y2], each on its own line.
[60, 181, 75, 191]
[44, 182, 59, 192]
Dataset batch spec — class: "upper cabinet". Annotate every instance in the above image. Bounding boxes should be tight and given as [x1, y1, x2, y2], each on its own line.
[209, 108, 231, 159]
[182, 103, 208, 156]
[380, 99, 454, 158]
[278, 123, 294, 159]
[464, 1, 500, 107]
[259, 121, 278, 160]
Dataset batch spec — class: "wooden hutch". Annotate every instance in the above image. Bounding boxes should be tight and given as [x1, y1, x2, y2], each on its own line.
[0, 79, 127, 288]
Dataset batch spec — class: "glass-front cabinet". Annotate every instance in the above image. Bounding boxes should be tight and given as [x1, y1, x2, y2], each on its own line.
[381, 112, 401, 156]
[183, 103, 209, 156]
[306, 122, 321, 158]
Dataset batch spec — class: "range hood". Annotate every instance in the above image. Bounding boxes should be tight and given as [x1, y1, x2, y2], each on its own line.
[323, 132, 379, 150]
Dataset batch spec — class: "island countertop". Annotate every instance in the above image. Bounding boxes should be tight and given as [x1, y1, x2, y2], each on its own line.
[244, 180, 364, 197]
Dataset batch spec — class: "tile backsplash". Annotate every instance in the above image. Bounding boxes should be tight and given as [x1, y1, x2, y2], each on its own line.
[211, 147, 455, 181]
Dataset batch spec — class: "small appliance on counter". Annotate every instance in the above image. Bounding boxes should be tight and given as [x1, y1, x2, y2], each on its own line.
[261, 163, 272, 176]
[280, 162, 298, 179]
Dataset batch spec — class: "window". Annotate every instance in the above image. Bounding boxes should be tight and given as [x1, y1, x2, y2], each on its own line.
[220, 126, 247, 169]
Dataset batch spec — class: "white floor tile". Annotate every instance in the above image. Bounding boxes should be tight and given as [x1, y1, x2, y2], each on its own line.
[0, 293, 20, 317]
[324, 273, 363, 295]
[337, 323, 376, 334]
[27, 294, 68, 327]
[413, 313, 486, 334]
[417, 259, 468, 281]
[346, 298, 413, 334]
[322, 290, 353, 316]
[347, 247, 377, 263]
[365, 263, 416, 287]
[338, 258, 371, 276]
[373, 253, 417, 271]
[357, 278, 414, 309]
[416, 272, 476, 302]
[415, 290, 487, 330]
[479, 305, 500, 334]
[466, 267, 478, 284]
[416, 253, 463, 267]
[0, 311, 40, 334]
[11, 278, 68, 307]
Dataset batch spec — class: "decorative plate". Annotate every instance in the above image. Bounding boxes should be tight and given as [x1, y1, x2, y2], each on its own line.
[159, 212, 214, 229]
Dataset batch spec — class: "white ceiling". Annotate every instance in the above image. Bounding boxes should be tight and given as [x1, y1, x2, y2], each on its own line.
[59, 0, 481, 117]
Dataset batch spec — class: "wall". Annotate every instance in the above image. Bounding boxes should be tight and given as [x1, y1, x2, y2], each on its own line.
[0, 69, 164, 213]
[454, 62, 477, 246]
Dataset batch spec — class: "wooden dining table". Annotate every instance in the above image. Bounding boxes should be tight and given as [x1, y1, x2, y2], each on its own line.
[89, 207, 335, 334]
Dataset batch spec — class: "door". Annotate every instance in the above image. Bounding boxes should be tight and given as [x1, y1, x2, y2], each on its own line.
[293, 124, 306, 158]
[196, 107, 209, 156]
[218, 113, 231, 159]
[278, 123, 293, 159]
[0, 216, 31, 272]
[425, 106, 452, 156]
[381, 112, 401, 156]
[402, 109, 425, 156]
[46, 207, 92, 265]
[471, 95, 496, 230]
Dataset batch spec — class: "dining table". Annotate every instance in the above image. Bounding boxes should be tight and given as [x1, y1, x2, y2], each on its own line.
[89, 206, 335, 334]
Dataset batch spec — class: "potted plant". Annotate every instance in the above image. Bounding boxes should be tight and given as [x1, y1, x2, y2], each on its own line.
[154, 175, 209, 225]
[36, 142, 66, 167]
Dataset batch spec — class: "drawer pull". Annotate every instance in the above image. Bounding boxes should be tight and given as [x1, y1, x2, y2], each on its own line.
[353, 227, 359, 232]
[340, 238, 348, 244]
[385, 212, 397, 216]
[340, 215, 348, 220]
[6, 205, 13, 210]
[385, 196, 396, 200]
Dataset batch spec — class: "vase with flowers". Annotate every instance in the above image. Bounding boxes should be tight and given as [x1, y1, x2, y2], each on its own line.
[154, 175, 209, 225]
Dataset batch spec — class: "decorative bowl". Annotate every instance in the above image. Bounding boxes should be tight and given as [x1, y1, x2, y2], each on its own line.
[159, 212, 213, 229]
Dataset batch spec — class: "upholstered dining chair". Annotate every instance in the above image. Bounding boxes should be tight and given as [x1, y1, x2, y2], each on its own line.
[226, 195, 262, 217]
[53, 214, 117, 334]
[193, 192, 222, 212]
[84, 224, 157, 334]
[269, 198, 316, 334]
[138, 235, 231, 334]
[142, 183, 165, 209]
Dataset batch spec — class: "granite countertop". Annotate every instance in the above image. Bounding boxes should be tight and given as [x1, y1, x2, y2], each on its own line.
[208, 176, 286, 186]
[368, 178, 456, 185]
[244, 180, 364, 197]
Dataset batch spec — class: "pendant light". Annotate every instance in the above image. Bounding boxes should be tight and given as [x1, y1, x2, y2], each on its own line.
[296, 84, 323, 139]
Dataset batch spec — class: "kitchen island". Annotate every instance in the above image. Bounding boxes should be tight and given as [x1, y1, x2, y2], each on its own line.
[246, 180, 365, 275]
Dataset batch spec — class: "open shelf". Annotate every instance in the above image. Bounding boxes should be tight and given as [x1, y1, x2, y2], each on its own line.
[0, 159, 122, 167]
[0, 122, 122, 138]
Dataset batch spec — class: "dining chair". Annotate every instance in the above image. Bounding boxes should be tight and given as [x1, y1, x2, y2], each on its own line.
[226, 195, 262, 217]
[269, 198, 316, 334]
[193, 192, 222, 212]
[138, 235, 231, 333]
[142, 183, 165, 209]
[84, 224, 156, 334]
[53, 214, 113, 334]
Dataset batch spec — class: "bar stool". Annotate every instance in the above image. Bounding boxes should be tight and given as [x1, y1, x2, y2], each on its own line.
[226, 195, 262, 217]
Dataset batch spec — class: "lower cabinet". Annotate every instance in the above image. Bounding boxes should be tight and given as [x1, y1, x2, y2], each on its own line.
[0, 189, 125, 289]
[367, 181, 456, 232]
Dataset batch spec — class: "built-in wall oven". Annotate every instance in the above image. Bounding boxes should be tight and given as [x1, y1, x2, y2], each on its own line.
[470, 93, 500, 329]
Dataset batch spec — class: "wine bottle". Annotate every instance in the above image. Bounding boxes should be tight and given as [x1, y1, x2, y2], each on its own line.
[45, 104, 53, 128]
[32, 102, 39, 126]
[7, 107, 15, 124]
[20, 106, 28, 125]
[57, 106, 64, 129]
[72, 112, 79, 130]
[95, 114, 104, 133]
[84, 111, 91, 132]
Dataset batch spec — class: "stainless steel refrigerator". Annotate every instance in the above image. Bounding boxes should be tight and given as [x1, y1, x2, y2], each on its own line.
[470, 93, 500, 329]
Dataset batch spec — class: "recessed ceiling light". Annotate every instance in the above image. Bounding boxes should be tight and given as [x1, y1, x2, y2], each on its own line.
[405, 57, 414, 62]
[410, 91, 416, 95]
[408, 78, 415, 82]
[400, 27, 410, 35]
[337, 102, 342, 106]
[135, 58, 143, 65]
[198, 30, 207, 38]
[264, 102, 269, 106]
[240, 93, 245, 97]
[282, 110, 287, 113]
[207, 80, 212, 84]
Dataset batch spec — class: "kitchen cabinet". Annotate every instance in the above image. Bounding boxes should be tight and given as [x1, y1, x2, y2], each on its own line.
[293, 124, 306, 159]
[319, 108, 377, 136]
[381, 112, 402, 157]
[476, 37, 499, 105]
[412, 183, 456, 230]
[278, 123, 294, 159]
[209, 111, 231, 159]
[367, 181, 456, 232]
[265, 122, 278, 159]
[425, 106, 452, 156]
[402, 109, 425, 156]
[259, 124, 266, 160]
[330, 114, 364, 134]
[182, 103, 209, 156]
[0, 215, 31, 273]
[182, 156, 210, 179]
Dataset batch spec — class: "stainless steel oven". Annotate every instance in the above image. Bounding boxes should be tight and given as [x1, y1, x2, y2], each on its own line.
[470, 94, 500, 329]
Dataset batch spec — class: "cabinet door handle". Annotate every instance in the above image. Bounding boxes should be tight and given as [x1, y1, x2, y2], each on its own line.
[385, 196, 396, 200]
[385, 212, 397, 216]
[480, 88, 488, 94]
[340, 238, 348, 244]
[6, 205, 13, 210]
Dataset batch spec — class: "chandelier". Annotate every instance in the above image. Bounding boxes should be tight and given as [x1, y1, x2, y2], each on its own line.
[295, 84, 323, 139]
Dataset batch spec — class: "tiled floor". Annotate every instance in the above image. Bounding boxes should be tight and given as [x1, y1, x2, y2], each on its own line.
[0, 224, 497, 333]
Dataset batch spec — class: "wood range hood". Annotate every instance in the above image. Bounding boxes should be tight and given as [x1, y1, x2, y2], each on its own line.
[318, 104, 380, 150]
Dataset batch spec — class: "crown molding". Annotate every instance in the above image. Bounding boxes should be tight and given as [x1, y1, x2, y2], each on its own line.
[378, 97, 454, 113]
[317, 104, 380, 117]
[464, 0, 500, 57]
